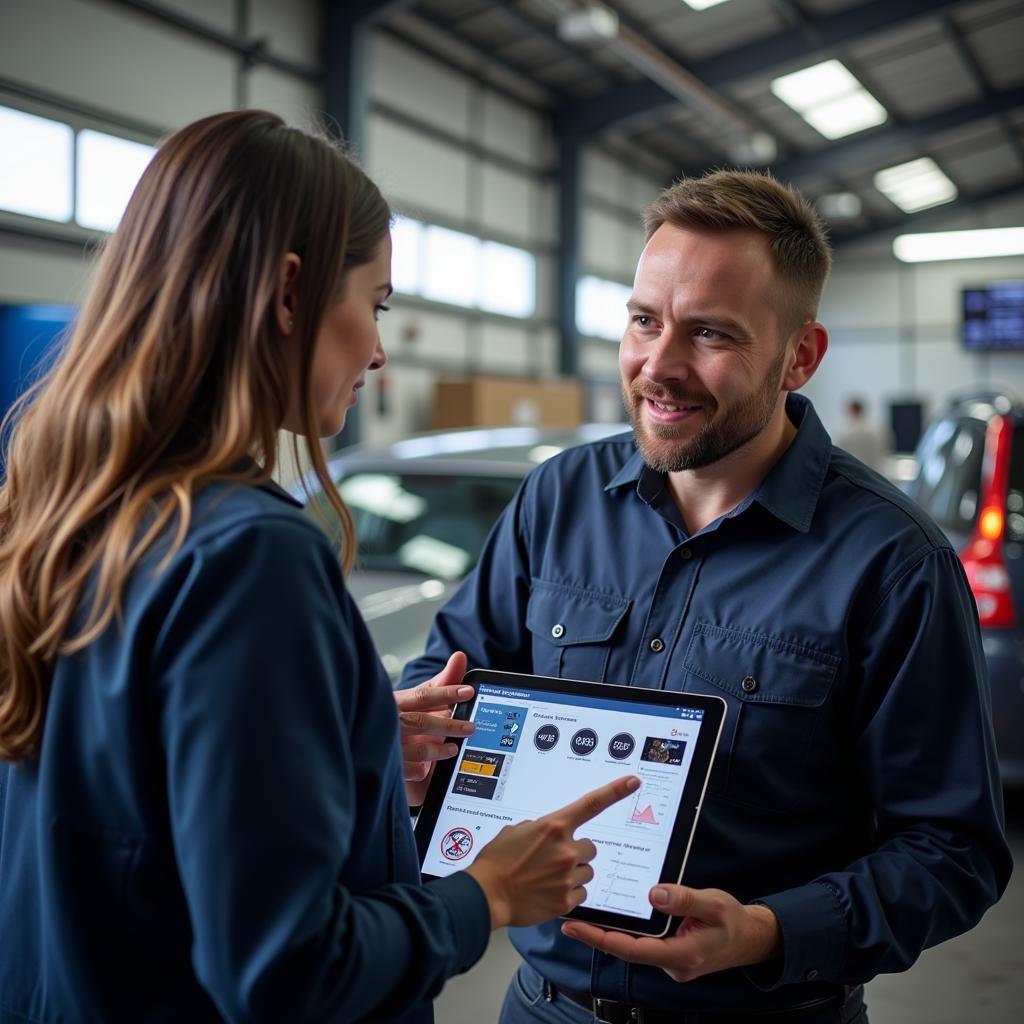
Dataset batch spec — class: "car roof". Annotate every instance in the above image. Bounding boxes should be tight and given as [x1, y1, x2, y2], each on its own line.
[323, 423, 631, 480]
[941, 389, 1024, 423]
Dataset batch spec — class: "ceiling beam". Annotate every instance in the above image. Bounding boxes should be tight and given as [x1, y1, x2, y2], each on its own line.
[554, 0, 965, 138]
[832, 180, 1024, 247]
[771, 84, 1024, 183]
[343, 0, 419, 22]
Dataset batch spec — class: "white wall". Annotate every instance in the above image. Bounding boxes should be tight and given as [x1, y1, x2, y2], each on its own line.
[806, 194, 1024, 444]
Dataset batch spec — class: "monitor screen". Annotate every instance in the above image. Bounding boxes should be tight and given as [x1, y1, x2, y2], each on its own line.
[962, 281, 1024, 351]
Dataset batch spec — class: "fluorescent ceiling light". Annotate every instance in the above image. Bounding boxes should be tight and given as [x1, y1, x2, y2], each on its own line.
[802, 91, 888, 139]
[683, 0, 732, 9]
[770, 59, 888, 140]
[558, 5, 618, 41]
[874, 157, 957, 213]
[893, 227, 1024, 263]
[771, 60, 859, 111]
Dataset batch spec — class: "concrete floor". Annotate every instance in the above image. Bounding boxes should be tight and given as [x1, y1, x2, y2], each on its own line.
[435, 795, 1024, 1024]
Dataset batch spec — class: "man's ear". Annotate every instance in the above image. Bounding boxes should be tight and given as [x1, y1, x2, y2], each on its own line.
[275, 252, 302, 335]
[782, 321, 828, 392]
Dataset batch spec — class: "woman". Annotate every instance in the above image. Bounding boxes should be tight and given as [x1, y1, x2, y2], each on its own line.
[0, 110, 635, 1023]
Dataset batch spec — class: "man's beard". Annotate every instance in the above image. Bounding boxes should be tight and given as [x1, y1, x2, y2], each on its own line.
[623, 349, 787, 473]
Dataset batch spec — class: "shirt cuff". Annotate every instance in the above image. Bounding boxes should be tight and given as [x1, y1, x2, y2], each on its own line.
[744, 883, 848, 990]
[425, 870, 491, 974]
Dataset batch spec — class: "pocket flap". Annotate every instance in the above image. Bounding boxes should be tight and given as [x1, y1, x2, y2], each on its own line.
[525, 579, 629, 647]
[684, 622, 839, 707]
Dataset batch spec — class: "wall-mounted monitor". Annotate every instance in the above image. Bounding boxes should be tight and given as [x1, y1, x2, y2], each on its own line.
[962, 281, 1024, 351]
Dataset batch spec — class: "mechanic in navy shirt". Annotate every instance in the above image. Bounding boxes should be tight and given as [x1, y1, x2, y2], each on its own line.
[401, 170, 1012, 1024]
[0, 110, 638, 1024]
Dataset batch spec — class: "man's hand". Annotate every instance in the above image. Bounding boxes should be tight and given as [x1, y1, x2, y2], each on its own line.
[395, 652, 475, 807]
[561, 884, 782, 983]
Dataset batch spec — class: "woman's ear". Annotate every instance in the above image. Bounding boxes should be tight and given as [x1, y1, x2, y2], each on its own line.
[275, 252, 302, 335]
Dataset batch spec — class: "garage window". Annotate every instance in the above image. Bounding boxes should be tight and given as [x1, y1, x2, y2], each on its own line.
[0, 105, 73, 223]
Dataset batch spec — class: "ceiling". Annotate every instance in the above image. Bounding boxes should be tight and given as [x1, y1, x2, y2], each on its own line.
[359, 0, 1024, 246]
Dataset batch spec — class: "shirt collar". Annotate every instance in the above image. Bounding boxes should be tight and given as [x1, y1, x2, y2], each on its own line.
[257, 477, 305, 508]
[750, 393, 831, 533]
[601, 393, 832, 534]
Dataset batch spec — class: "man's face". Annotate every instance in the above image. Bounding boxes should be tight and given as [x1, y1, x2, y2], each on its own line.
[619, 223, 793, 473]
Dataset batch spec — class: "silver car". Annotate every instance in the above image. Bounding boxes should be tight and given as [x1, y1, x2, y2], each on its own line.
[298, 424, 628, 681]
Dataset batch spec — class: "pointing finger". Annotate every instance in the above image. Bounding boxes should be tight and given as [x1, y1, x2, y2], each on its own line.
[551, 775, 640, 830]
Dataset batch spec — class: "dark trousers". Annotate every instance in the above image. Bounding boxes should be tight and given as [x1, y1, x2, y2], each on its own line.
[498, 961, 869, 1024]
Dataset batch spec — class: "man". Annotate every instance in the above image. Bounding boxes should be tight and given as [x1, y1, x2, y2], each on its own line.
[399, 171, 1011, 1024]
[836, 398, 891, 473]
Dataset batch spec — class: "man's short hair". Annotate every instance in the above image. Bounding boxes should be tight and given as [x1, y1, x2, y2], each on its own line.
[643, 170, 833, 336]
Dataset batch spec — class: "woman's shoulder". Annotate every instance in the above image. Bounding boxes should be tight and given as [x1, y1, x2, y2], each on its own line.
[137, 478, 344, 613]
[185, 478, 327, 553]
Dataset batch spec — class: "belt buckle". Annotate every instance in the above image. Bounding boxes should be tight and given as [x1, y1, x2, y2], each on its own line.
[593, 998, 640, 1024]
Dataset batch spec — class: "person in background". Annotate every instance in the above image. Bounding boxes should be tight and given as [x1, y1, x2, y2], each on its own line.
[400, 170, 1011, 1024]
[836, 397, 892, 474]
[0, 109, 638, 1024]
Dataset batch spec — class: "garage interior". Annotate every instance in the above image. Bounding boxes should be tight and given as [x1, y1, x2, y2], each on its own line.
[1, 1, 1022, 1021]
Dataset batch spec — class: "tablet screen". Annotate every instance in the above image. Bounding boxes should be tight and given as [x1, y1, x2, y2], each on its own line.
[414, 670, 725, 936]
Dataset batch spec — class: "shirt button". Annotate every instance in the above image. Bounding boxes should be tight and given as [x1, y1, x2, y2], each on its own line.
[741, 675, 758, 693]
[650, 637, 665, 653]
[805, 969, 819, 981]
[551, 623, 565, 639]
[680, 548, 693, 560]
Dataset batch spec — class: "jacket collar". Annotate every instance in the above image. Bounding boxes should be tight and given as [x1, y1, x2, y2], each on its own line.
[603, 393, 831, 534]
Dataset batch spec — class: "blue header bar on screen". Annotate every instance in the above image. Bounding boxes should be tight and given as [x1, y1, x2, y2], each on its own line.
[477, 682, 705, 721]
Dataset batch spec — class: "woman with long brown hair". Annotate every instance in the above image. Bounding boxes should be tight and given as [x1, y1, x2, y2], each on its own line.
[0, 110, 635, 1023]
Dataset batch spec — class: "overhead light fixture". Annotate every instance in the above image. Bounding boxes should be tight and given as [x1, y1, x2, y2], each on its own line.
[771, 59, 888, 139]
[801, 91, 887, 140]
[816, 192, 863, 220]
[557, 4, 618, 42]
[725, 130, 778, 166]
[874, 157, 957, 213]
[893, 227, 1024, 263]
[682, 0, 733, 9]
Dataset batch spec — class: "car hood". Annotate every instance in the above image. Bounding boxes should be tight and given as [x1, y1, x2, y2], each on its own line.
[346, 571, 461, 683]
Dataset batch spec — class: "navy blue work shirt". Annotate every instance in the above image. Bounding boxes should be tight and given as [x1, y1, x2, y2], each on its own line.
[402, 393, 1012, 1014]
[0, 479, 489, 1023]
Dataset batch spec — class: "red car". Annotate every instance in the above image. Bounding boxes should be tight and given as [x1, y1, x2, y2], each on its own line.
[908, 390, 1024, 787]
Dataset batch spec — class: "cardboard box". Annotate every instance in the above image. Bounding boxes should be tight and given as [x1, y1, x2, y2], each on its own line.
[432, 375, 584, 430]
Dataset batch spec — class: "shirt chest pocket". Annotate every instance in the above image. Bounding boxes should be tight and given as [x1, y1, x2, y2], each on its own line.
[683, 622, 841, 812]
[526, 579, 630, 683]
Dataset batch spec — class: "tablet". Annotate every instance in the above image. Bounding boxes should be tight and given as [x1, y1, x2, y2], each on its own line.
[414, 669, 726, 937]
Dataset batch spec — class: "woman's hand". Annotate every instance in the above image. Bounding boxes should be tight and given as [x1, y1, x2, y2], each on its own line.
[467, 775, 641, 929]
[394, 652, 475, 807]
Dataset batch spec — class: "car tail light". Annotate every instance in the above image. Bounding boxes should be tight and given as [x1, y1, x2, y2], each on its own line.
[960, 415, 1017, 628]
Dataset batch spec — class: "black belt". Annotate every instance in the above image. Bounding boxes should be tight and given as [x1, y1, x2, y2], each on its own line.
[550, 982, 862, 1024]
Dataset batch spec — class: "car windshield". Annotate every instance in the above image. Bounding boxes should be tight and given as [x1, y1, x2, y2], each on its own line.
[909, 416, 987, 537]
[308, 471, 522, 579]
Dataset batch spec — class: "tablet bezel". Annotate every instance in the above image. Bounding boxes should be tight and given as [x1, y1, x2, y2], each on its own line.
[413, 668, 726, 937]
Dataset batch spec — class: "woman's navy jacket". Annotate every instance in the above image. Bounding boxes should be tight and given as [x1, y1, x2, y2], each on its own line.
[0, 479, 489, 1023]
